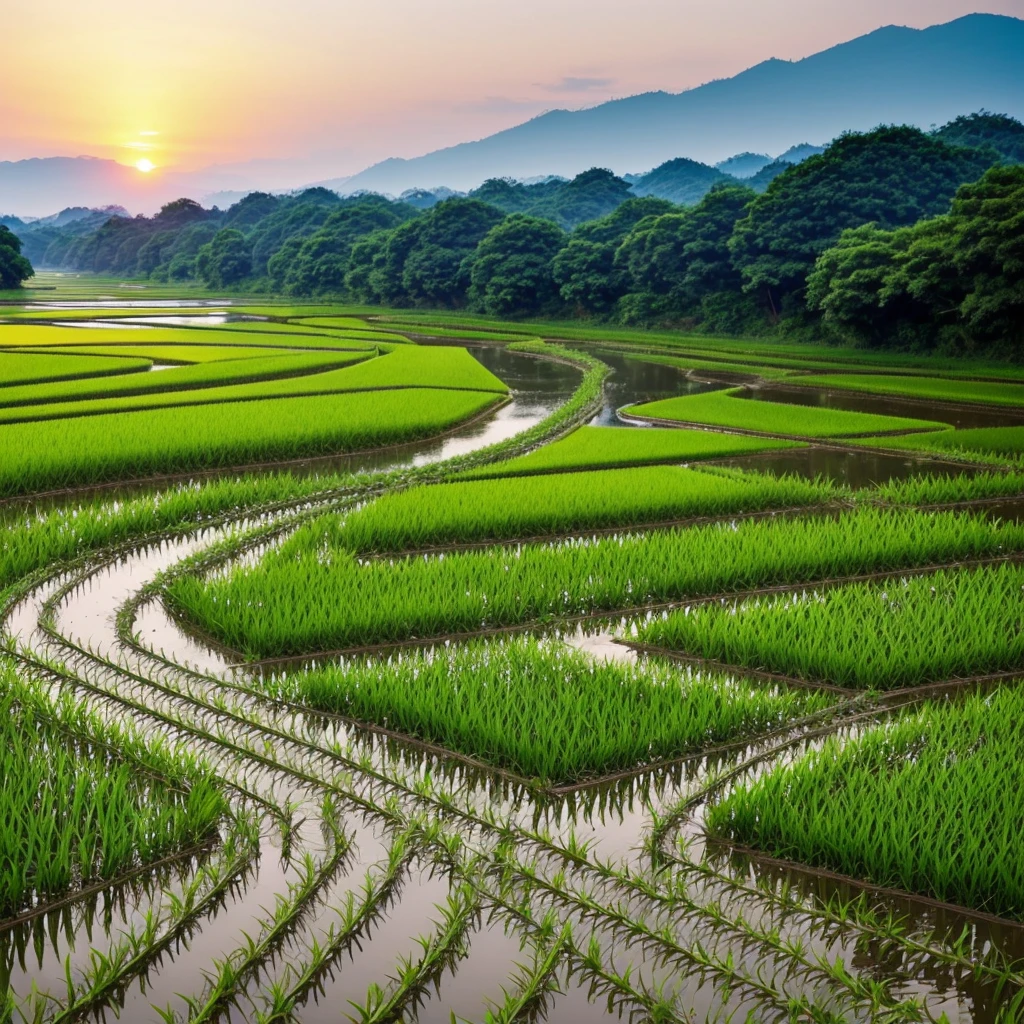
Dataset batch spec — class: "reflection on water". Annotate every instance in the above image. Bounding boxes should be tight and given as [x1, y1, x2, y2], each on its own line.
[713, 446, 982, 487]
[739, 383, 1024, 430]
[587, 351, 725, 426]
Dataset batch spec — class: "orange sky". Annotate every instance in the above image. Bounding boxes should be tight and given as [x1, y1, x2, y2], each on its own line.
[4, 0, 1021, 183]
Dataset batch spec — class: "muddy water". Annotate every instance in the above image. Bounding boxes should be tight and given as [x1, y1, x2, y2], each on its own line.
[588, 350, 724, 426]
[738, 382, 1024, 430]
[713, 446, 983, 487]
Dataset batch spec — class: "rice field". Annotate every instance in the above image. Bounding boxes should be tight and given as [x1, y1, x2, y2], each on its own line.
[0, 656, 226, 918]
[337, 464, 841, 552]
[461, 424, 804, 478]
[636, 564, 1024, 690]
[167, 507, 1021, 657]
[626, 388, 946, 437]
[268, 637, 832, 782]
[7, 298, 1024, 1022]
[707, 686, 1024, 918]
[796, 373, 1024, 408]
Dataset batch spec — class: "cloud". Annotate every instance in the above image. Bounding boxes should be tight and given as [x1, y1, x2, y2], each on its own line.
[537, 76, 615, 93]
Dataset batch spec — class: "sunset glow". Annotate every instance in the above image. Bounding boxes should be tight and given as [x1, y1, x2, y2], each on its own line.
[135, 158, 155, 173]
[2, 0, 1019, 184]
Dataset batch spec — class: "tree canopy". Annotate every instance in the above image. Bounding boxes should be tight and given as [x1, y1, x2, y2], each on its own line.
[0, 226, 33, 289]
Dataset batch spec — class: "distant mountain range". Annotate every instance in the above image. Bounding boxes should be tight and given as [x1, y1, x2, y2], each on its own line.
[333, 13, 1024, 195]
[2, 13, 1022, 218]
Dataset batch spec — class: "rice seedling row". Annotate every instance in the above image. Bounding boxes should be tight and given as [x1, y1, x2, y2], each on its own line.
[459, 424, 804, 479]
[624, 389, 947, 439]
[0, 388, 503, 497]
[0, 350, 153, 387]
[0, 349, 370, 410]
[165, 506, 1024, 658]
[0, 657, 226, 920]
[636, 562, 1024, 691]
[263, 637, 833, 783]
[796, 373, 1024, 408]
[707, 685, 1024, 919]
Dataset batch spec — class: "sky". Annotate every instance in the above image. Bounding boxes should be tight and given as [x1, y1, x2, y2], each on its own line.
[3, 0, 1022, 187]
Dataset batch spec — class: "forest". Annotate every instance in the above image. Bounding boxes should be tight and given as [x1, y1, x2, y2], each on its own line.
[8, 112, 1024, 355]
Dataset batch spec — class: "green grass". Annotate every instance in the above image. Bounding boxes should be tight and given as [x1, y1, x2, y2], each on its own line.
[626, 390, 946, 438]
[796, 373, 1024, 408]
[866, 470, 1024, 505]
[0, 350, 152, 386]
[338, 465, 841, 552]
[637, 565, 1024, 690]
[31, 343, 316, 363]
[0, 388, 501, 496]
[707, 686, 1024, 918]
[268, 637, 832, 783]
[0, 656, 226, 918]
[853, 426, 1024, 460]
[460, 426, 804, 479]
[0, 350, 369, 412]
[0, 346, 506, 424]
[165, 507, 1023, 658]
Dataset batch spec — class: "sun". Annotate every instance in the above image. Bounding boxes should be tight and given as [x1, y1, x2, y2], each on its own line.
[135, 158, 155, 173]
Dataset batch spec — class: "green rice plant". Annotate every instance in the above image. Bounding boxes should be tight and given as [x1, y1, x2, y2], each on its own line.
[460, 425, 803, 480]
[0, 350, 369, 414]
[266, 637, 832, 783]
[625, 390, 946, 438]
[0, 387, 501, 496]
[707, 685, 1024, 918]
[865, 470, 1024, 506]
[31, 343, 320, 363]
[0, 350, 152, 387]
[337, 465, 841, 552]
[636, 564, 1024, 690]
[852, 426, 1024, 460]
[165, 507, 1023, 657]
[796, 373, 1024, 408]
[0, 656, 226, 919]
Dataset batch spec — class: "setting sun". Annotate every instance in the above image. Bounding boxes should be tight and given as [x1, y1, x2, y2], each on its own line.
[135, 158, 154, 173]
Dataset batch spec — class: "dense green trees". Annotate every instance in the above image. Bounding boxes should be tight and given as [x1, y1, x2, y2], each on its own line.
[729, 126, 995, 313]
[346, 199, 504, 307]
[196, 229, 251, 286]
[467, 215, 566, 315]
[9, 113, 1021, 354]
[807, 165, 1024, 353]
[0, 226, 33, 289]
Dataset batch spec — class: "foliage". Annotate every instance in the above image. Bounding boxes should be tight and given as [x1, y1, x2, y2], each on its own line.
[0, 224, 34, 289]
[166, 507, 1021, 657]
[269, 637, 831, 782]
[337, 465, 838, 552]
[467, 214, 567, 315]
[729, 125, 996, 307]
[807, 164, 1024, 352]
[196, 228, 252, 286]
[638, 564, 1024, 689]
[708, 686, 1024, 917]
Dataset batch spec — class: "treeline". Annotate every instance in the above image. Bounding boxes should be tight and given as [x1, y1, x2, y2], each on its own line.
[14, 113, 1024, 354]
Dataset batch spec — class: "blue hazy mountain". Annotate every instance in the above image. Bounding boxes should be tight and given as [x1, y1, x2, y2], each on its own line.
[336, 14, 1024, 195]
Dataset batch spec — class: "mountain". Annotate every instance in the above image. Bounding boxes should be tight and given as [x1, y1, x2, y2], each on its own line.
[339, 14, 1024, 195]
[630, 158, 735, 204]
[715, 152, 772, 178]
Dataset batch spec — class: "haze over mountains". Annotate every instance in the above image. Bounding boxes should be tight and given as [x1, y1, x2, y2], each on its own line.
[2, 12, 1022, 217]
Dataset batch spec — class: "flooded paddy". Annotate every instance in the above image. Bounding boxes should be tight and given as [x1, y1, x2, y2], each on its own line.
[4, 316, 1024, 1021]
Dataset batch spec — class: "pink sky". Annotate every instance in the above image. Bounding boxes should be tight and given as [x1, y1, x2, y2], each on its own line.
[3, 0, 1021, 185]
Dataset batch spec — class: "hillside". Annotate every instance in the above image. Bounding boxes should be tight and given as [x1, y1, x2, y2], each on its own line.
[337, 14, 1024, 195]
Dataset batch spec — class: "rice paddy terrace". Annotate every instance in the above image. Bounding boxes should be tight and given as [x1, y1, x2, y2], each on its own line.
[6, 279, 1024, 1022]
